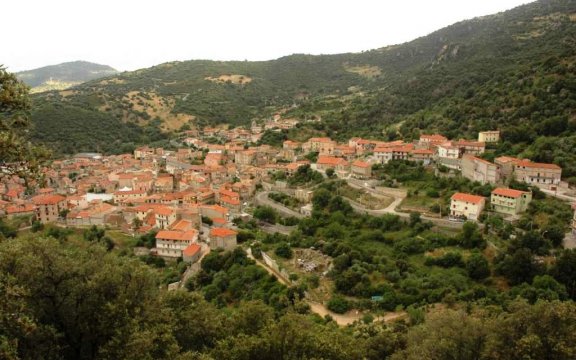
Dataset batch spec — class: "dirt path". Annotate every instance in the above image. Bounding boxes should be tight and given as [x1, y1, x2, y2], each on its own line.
[248, 252, 406, 326]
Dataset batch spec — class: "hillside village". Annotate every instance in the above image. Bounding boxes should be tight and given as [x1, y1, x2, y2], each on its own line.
[2, 113, 576, 275]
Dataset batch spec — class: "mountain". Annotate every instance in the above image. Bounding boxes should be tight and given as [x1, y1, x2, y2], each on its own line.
[29, 0, 576, 164]
[17, 61, 118, 93]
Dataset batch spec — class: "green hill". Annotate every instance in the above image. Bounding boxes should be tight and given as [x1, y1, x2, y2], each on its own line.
[17, 61, 118, 93]
[30, 0, 576, 159]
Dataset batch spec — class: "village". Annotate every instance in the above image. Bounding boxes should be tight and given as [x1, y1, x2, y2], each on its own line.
[2, 115, 576, 277]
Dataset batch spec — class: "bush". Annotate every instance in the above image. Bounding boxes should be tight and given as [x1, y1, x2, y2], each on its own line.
[327, 296, 350, 314]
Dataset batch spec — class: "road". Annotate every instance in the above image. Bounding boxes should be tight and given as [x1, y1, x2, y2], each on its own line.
[254, 191, 304, 219]
[256, 181, 466, 229]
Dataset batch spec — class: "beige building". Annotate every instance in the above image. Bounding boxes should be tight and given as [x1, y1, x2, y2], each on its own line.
[453, 140, 486, 156]
[182, 243, 202, 263]
[303, 137, 335, 155]
[209, 228, 237, 251]
[32, 194, 67, 223]
[461, 155, 500, 185]
[513, 160, 562, 189]
[155, 229, 199, 258]
[351, 160, 372, 179]
[478, 131, 500, 143]
[491, 188, 532, 216]
[450, 193, 485, 221]
[437, 143, 461, 159]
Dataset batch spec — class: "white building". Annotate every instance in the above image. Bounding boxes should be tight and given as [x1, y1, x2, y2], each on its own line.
[155, 229, 199, 258]
[450, 193, 485, 221]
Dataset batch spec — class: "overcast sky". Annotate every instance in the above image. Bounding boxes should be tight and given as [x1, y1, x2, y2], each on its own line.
[4, 0, 532, 72]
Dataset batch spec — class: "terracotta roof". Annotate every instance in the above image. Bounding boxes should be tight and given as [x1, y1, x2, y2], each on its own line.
[220, 196, 240, 206]
[154, 207, 174, 216]
[451, 193, 485, 204]
[495, 156, 521, 164]
[183, 243, 201, 257]
[210, 228, 237, 237]
[352, 160, 371, 168]
[492, 188, 529, 198]
[309, 137, 333, 143]
[420, 134, 447, 141]
[6, 204, 36, 214]
[411, 149, 434, 155]
[156, 229, 198, 241]
[170, 219, 193, 231]
[317, 156, 348, 166]
[454, 139, 485, 147]
[462, 154, 494, 165]
[32, 194, 66, 205]
[515, 160, 561, 170]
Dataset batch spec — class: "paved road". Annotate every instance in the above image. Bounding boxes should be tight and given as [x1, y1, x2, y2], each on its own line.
[258, 182, 465, 229]
[254, 191, 304, 219]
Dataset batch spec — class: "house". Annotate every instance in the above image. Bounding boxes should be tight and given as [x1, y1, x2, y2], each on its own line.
[5, 204, 36, 219]
[200, 204, 229, 221]
[454, 140, 486, 156]
[450, 193, 485, 221]
[235, 150, 255, 166]
[32, 194, 67, 223]
[154, 176, 174, 193]
[419, 134, 448, 148]
[303, 137, 335, 155]
[495, 156, 521, 183]
[437, 143, 461, 159]
[409, 149, 434, 165]
[351, 160, 372, 179]
[113, 189, 147, 204]
[478, 131, 500, 143]
[374, 144, 414, 164]
[316, 156, 349, 173]
[491, 188, 532, 216]
[182, 243, 202, 263]
[155, 206, 177, 229]
[155, 229, 199, 258]
[204, 152, 223, 167]
[461, 155, 500, 185]
[209, 227, 237, 251]
[513, 160, 562, 190]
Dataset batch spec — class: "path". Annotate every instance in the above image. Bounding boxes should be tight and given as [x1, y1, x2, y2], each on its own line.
[247, 251, 406, 326]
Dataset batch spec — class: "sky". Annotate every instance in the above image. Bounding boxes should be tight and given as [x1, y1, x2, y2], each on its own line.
[4, 0, 533, 72]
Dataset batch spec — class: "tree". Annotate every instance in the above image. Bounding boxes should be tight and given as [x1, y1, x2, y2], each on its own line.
[274, 242, 293, 259]
[253, 206, 278, 224]
[459, 221, 486, 249]
[0, 66, 50, 185]
[466, 252, 490, 280]
[551, 249, 576, 300]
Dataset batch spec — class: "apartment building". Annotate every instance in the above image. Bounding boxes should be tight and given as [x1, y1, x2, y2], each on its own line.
[450, 193, 485, 221]
[461, 155, 500, 185]
[490, 188, 532, 216]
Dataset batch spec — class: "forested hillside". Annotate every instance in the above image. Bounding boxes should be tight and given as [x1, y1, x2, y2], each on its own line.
[17, 61, 117, 93]
[30, 0, 576, 159]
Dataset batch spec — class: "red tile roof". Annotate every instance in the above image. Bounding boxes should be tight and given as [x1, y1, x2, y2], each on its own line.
[492, 188, 529, 198]
[317, 156, 348, 166]
[183, 243, 201, 257]
[352, 160, 371, 168]
[451, 193, 485, 204]
[156, 229, 198, 241]
[515, 160, 561, 170]
[32, 194, 66, 205]
[210, 228, 237, 237]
